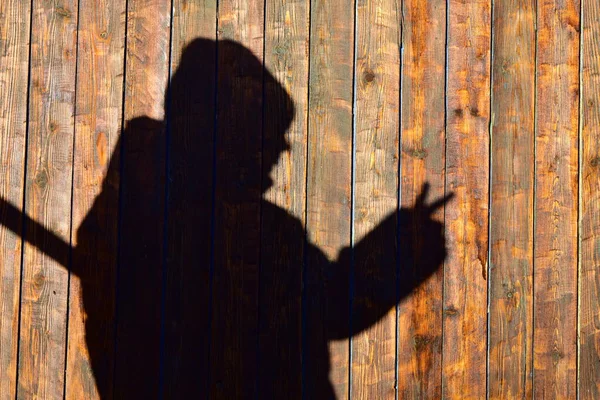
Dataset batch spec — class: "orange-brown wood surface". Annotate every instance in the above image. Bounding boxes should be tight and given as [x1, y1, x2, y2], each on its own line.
[488, 0, 536, 399]
[443, 0, 491, 398]
[305, 0, 354, 397]
[64, 0, 125, 398]
[397, 0, 447, 398]
[17, 0, 78, 398]
[580, 0, 600, 398]
[0, 0, 31, 398]
[351, 0, 400, 398]
[259, 0, 309, 398]
[1, 0, 599, 399]
[534, 0, 580, 397]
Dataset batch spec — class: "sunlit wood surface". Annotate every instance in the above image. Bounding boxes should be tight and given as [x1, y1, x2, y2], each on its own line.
[1, 0, 599, 398]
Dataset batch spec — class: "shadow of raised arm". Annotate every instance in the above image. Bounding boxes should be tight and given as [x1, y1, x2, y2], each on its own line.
[325, 183, 454, 340]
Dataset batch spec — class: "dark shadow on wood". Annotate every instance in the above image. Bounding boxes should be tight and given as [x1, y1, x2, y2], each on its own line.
[0, 38, 452, 399]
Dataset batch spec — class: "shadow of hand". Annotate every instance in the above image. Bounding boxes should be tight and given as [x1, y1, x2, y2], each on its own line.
[326, 183, 453, 339]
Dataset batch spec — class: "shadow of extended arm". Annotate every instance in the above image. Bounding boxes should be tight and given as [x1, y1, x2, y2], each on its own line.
[0, 197, 72, 267]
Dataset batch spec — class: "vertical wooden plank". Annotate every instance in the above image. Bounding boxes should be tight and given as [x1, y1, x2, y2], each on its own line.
[112, 0, 170, 397]
[304, 0, 354, 397]
[488, 0, 536, 398]
[162, 1, 217, 398]
[397, 0, 447, 398]
[351, 0, 400, 398]
[64, 0, 126, 398]
[442, 0, 490, 398]
[263, 0, 309, 224]
[258, 0, 309, 397]
[17, 0, 78, 398]
[208, 1, 265, 397]
[0, 0, 31, 398]
[580, 0, 600, 396]
[534, 0, 580, 397]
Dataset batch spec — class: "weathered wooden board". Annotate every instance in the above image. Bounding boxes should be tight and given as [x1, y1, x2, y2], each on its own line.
[443, 0, 491, 397]
[258, 0, 309, 398]
[0, 0, 31, 398]
[488, 0, 536, 398]
[580, 0, 600, 396]
[397, 0, 447, 398]
[351, 0, 400, 398]
[162, 1, 217, 398]
[64, 0, 126, 398]
[112, 0, 171, 397]
[16, 0, 78, 397]
[208, 1, 265, 398]
[305, 0, 355, 398]
[534, 0, 580, 397]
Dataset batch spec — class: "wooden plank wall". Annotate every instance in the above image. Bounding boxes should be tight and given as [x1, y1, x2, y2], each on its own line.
[0, 0, 599, 399]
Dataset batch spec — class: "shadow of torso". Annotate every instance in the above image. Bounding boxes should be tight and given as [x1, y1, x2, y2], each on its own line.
[73, 116, 400, 399]
[73, 113, 351, 399]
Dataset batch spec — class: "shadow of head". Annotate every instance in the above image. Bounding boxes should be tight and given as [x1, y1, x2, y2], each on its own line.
[168, 38, 295, 196]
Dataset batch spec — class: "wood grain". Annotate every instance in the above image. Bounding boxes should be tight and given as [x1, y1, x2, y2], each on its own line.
[397, 0, 447, 398]
[534, 0, 580, 397]
[112, 0, 170, 397]
[442, 0, 490, 398]
[258, 0, 309, 398]
[488, 0, 536, 398]
[208, 1, 265, 397]
[0, 0, 31, 398]
[263, 0, 309, 223]
[63, 0, 126, 398]
[351, 0, 400, 398]
[162, 1, 217, 399]
[305, 0, 355, 398]
[16, 0, 78, 398]
[579, 0, 600, 396]
[1, 0, 600, 397]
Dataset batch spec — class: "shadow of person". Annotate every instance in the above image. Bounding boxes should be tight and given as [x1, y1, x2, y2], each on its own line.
[0, 38, 452, 399]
